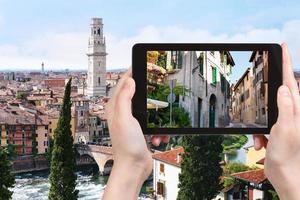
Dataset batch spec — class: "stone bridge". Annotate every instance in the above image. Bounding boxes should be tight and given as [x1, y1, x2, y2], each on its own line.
[76, 144, 114, 175]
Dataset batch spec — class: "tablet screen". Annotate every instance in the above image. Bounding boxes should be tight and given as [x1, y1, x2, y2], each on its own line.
[146, 50, 268, 128]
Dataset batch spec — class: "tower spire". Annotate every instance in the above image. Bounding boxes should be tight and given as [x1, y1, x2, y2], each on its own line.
[86, 18, 107, 98]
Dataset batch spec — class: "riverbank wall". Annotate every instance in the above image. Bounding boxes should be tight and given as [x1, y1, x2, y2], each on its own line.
[12, 155, 97, 174]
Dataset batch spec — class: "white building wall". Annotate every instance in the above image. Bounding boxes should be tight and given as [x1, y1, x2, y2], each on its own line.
[169, 51, 231, 127]
[253, 189, 263, 199]
[153, 159, 181, 200]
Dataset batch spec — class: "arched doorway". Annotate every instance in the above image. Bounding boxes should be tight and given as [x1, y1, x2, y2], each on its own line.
[209, 94, 217, 128]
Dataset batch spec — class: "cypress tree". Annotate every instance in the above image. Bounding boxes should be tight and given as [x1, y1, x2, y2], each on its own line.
[48, 78, 78, 200]
[0, 147, 15, 200]
[177, 135, 224, 200]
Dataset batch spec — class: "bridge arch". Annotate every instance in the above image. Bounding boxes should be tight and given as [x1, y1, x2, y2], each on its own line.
[76, 144, 114, 175]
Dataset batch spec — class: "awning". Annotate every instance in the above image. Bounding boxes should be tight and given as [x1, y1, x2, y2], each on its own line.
[147, 98, 169, 110]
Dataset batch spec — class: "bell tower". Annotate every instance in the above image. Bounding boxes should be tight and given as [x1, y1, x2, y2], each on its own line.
[86, 18, 107, 98]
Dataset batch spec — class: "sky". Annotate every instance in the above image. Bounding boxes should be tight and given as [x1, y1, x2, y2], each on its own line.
[0, 0, 299, 73]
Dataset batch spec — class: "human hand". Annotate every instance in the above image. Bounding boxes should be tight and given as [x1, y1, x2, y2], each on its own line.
[103, 69, 169, 199]
[253, 43, 300, 200]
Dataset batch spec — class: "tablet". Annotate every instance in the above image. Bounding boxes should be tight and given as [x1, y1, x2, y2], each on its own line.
[132, 43, 282, 135]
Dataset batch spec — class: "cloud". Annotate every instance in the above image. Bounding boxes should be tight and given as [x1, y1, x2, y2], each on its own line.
[107, 20, 300, 70]
[0, 20, 300, 70]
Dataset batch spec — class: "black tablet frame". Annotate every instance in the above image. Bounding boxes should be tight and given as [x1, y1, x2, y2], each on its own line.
[132, 43, 282, 135]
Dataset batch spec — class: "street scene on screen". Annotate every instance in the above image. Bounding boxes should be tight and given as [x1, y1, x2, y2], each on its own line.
[147, 50, 269, 128]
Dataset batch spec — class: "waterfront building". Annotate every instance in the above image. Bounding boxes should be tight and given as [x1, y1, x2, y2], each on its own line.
[46, 108, 76, 142]
[86, 18, 107, 98]
[89, 112, 109, 144]
[0, 104, 49, 156]
[167, 51, 235, 127]
[152, 147, 183, 200]
[249, 51, 268, 125]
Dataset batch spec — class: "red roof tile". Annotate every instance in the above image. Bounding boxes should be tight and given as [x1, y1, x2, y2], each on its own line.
[232, 169, 266, 184]
[152, 147, 184, 167]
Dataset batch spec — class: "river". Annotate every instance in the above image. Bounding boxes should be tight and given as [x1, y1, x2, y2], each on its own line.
[11, 135, 254, 199]
[227, 135, 254, 163]
[12, 165, 152, 200]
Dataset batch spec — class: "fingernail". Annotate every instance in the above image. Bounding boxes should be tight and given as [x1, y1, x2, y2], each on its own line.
[279, 86, 290, 97]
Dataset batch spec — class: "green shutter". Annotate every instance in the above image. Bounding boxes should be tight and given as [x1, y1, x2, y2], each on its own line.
[212, 66, 217, 85]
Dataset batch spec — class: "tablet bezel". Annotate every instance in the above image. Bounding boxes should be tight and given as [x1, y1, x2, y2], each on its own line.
[132, 43, 282, 135]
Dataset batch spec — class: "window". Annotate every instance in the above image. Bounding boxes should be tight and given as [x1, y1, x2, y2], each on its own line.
[45, 133, 47, 137]
[198, 53, 204, 75]
[50, 129, 52, 133]
[98, 77, 101, 85]
[97, 28, 101, 35]
[157, 182, 165, 196]
[45, 148, 48, 153]
[171, 51, 183, 69]
[80, 111, 84, 116]
[160, 163, 165, 173]
[221, 73, 225, 92]
[212, 66, 217, 86]
[94, 131, 96, 136]
[262, 108, 266, 115]
[44, 141, 46, 146]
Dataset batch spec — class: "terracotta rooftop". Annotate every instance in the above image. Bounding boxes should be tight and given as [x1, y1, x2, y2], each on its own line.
[0, 105, 48, 125]
[232, 169, 266, 184]
[152, 147, 184, 167]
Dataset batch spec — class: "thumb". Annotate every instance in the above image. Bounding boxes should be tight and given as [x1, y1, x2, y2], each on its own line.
[277, 85, 294, 123]
[115, 77, 136, 118]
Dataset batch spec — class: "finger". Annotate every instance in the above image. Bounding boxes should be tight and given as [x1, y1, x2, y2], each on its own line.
[151, 136, 162, 146]
[281, 43, 300, 114]
[277, 85, 294, 124]
[115, 77, 136, 118]
[253, 135, 268, 150]
[111, 69, 133, 99]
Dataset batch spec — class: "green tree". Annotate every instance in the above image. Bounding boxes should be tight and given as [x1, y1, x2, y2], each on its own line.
[48, 78, 78, 200]
[15, 92, 27, 100]
[177, 135, 224, 200]
[0, 147, 15, 200]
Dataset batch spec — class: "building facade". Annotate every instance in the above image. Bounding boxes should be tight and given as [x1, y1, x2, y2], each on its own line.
[73, 97, 90, 143]
[152, 147, 183, 200]
[249, 51, 268, 125]
[86, 18, 107, 98]
[0, 104, 49, 156]
[231, 68, 256, 124]
[167, 51, 234, 127]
